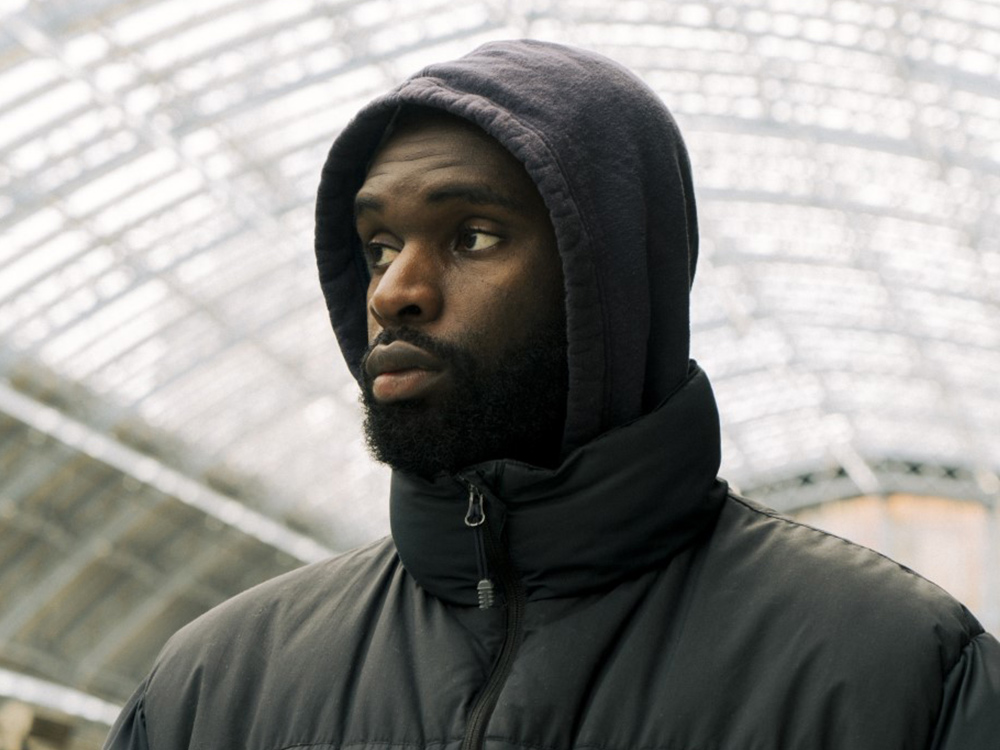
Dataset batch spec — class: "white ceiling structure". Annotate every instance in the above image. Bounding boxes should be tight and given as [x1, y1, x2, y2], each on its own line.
[0, 0, 998, 738]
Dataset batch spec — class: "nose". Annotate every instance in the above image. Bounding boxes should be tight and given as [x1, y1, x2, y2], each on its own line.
[367, 244, 444, 328]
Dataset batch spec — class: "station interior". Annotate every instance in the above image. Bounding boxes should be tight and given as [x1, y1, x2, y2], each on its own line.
[1, 1, 998, 747]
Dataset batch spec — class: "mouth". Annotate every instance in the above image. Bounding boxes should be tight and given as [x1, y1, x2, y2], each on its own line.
[364, 340, 446, 402]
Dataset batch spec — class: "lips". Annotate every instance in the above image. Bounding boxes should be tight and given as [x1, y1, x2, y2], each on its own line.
[364, 340, 445, 402]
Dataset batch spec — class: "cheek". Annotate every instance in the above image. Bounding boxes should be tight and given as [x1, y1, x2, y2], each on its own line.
[467, 263, 564, 349]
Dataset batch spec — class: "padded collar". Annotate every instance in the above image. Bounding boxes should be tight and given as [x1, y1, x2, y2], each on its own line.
[390, 364, 727, 605]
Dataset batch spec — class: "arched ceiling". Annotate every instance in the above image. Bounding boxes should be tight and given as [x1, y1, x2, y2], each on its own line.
[1, 0, 999, 733]
[3, 0, 999, 533]
[2, 0, 998, 542]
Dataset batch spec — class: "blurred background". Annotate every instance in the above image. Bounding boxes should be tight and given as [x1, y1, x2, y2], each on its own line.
[0, 0, 998, 746]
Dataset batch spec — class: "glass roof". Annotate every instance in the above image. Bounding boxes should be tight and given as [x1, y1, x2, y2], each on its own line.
[1, 0, 998, 547]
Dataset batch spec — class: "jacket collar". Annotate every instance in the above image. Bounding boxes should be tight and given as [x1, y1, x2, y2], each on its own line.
[389, 363, 727, 606]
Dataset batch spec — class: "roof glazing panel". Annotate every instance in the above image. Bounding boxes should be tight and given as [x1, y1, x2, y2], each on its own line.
[0, 0, 997, 550]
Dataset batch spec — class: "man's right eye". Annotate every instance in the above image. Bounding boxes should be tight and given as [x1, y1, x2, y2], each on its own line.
[365, 243, 400, 270]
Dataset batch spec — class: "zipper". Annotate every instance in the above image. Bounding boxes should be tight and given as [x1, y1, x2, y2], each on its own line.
[460, 479, 526, 750]
[464, 485, 495, 609]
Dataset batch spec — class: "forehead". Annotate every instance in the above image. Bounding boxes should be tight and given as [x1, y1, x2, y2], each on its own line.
[359, 116, 540, 202]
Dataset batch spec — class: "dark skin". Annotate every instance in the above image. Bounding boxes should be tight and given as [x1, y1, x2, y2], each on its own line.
[355, 114, 568, 474]
[358, 117, 564, 409]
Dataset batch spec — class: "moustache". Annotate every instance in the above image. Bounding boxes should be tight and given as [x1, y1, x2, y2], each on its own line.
[361, 328, 470, 380]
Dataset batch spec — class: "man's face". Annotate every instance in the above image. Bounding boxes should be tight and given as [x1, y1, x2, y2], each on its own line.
[354, 114, 567, 477]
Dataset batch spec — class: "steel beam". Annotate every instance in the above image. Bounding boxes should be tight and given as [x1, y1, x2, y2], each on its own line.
[0, 380, 333, 563]
[74, 538, 233, 687]
[0, 499, 153, 641]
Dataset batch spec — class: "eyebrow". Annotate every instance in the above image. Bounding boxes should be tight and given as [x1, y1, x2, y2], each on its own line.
[354, 183, 526, 218]
[427, 184, 526, 212]
[354, 194, 384, 218]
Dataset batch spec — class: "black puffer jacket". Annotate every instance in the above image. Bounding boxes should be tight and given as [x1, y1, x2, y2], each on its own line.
[104, 40, 1000, 750]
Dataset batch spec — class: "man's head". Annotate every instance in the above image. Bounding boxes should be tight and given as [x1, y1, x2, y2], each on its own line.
[355, 109, 567, 477]
[317, 41, 700, 461]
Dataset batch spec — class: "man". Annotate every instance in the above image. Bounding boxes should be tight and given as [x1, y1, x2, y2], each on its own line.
[105, 40, 1000, 750]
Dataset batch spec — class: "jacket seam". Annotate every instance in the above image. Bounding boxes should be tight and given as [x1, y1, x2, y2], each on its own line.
[277, 736, 465, 750]
[482, 734, 710, 750]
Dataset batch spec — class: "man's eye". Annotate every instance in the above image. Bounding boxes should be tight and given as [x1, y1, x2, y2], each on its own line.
[458, 229, 502, 252]
[366, 243, 399, 270]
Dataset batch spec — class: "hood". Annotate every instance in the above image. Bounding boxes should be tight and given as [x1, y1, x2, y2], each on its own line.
[316, 39, 700, 452]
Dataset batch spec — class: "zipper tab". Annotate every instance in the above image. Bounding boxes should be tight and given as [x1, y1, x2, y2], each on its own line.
[464, 485, 486, 527]
[464, 484, 495, 609]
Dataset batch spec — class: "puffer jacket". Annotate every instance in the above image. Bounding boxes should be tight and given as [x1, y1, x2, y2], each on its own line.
[103, 365, 999, 749]
[104, 40, 1000, 750]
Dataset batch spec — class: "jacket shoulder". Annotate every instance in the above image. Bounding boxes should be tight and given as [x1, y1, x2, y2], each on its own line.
[710, 493, 984, 664]
[142, 537, 399, 714]
[156, 535, 398, 662]
[114, 536, 404, 749]
[669, 493, 996, 745]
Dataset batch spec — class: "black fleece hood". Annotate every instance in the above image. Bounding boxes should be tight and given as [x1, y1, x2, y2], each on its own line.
[316, 39, 700, 452]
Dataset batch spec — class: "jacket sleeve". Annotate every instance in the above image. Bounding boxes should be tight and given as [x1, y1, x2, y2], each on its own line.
[102, 680, 150, 750]
[931, 630, 1000, 750]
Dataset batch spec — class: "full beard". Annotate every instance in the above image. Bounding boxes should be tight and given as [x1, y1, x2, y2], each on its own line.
[360, 322, 568, 479]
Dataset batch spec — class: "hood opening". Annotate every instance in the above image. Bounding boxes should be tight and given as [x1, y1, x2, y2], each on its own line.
[316, 39, 700, 456]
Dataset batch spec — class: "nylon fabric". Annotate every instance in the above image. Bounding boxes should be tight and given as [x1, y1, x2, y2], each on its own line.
[102, 474, 1000, 749]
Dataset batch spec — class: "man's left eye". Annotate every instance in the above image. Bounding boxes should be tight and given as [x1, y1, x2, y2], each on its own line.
[458, 229, 502, 252]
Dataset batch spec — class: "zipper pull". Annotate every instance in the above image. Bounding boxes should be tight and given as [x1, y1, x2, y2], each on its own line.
[464, 485, 496, 609]
[464, 486, 486, 527]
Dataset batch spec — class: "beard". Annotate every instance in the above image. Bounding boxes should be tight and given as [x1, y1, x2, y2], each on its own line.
[360, 321, 568, 479]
